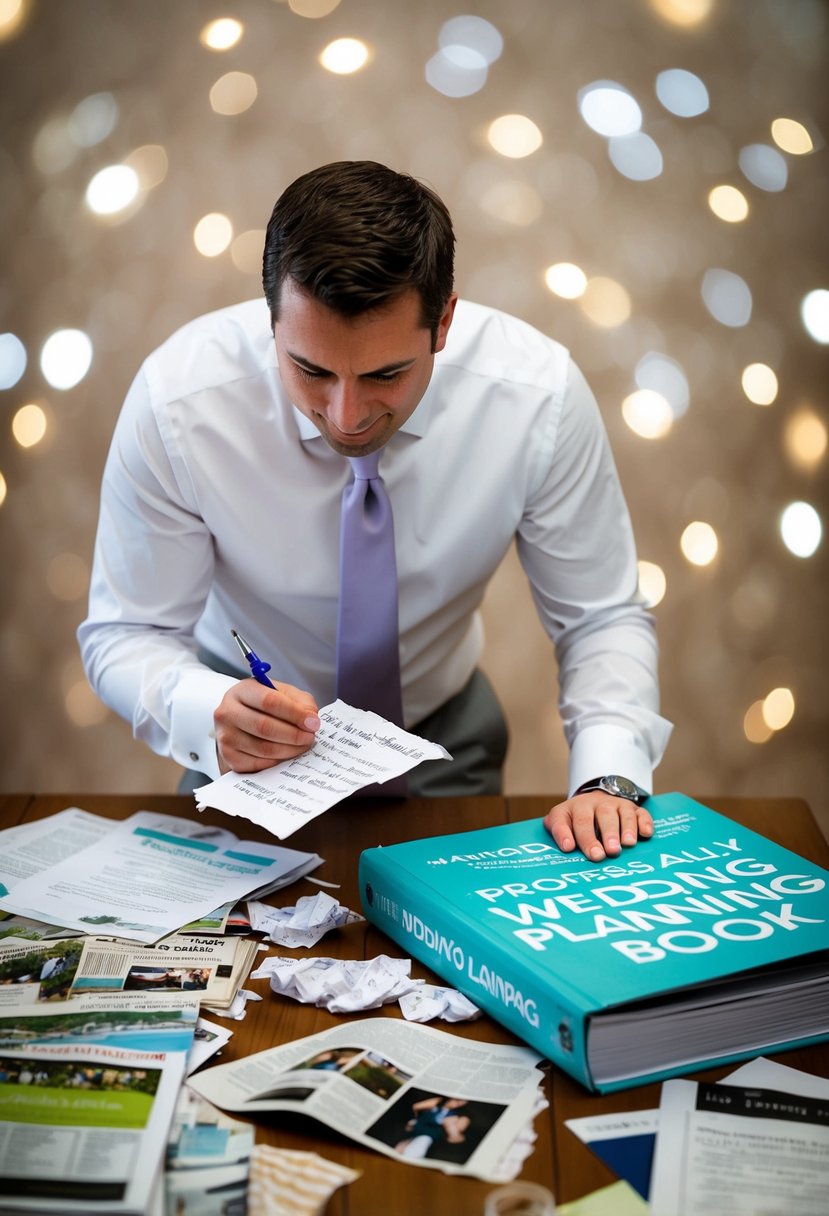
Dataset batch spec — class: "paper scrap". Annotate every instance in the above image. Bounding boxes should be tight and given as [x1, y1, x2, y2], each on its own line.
[249, 891, 363, 947]
[194, 700, 452, 839]
[203, 988, 263, 1021]
[247, 1144, 360, 1216]
[398, 982, 482, 1023]
[260, 955, 418, 1012]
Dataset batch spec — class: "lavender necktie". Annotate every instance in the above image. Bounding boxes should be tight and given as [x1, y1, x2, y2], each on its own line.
[335, 450, 405, 729]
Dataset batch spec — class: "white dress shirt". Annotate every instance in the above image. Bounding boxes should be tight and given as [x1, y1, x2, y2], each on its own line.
[78, 297, 672, 787]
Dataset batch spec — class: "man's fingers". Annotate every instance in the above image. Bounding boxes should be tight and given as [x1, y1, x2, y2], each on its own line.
[543, 804, 576, 853]
[214, 678, 321, 772]
[571, 798, 608, 861]
[543, 793, 652, 862]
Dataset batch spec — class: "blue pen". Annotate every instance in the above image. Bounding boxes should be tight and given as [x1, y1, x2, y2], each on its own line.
[231, 629, 277, 690]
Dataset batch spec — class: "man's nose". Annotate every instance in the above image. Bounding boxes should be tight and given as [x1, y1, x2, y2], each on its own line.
[328, 379, 370, 431]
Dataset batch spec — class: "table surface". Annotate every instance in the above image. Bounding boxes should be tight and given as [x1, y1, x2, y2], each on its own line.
[3, 792, 828, 1215]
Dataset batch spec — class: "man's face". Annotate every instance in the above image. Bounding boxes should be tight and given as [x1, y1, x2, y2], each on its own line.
[274, 277, 456, 457]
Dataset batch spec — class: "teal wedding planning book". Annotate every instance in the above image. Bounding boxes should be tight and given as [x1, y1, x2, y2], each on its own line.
[358, 793, 829, 1092]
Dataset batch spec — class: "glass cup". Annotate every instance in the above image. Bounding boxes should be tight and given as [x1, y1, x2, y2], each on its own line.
[483, 1181, 556, 1215]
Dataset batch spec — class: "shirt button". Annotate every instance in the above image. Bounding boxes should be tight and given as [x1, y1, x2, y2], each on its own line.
[189, 752, 199, 762]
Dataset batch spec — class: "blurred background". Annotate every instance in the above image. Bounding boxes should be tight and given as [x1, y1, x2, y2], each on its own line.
[0, 0, 826, 837]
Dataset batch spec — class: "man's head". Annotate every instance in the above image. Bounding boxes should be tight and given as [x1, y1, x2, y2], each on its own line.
[262, 160, 455, 349]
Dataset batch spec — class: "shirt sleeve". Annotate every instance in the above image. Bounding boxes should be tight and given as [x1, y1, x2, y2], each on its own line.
[515, 358, 673, 795]
[77, 366, 236, 780]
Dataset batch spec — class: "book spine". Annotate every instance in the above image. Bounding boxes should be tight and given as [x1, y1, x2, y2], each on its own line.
[358, 849, 596, 1090]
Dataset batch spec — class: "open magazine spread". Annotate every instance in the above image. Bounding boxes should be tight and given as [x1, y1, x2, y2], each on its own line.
[0, 995, 198, 1214]
[187, 1015, 544, 1182]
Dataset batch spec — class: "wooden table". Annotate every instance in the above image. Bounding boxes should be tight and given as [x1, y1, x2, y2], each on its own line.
[3, 793, 828, 1214]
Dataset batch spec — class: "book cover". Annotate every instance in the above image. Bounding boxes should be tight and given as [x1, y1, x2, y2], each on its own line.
[358, 792, 829, 1092]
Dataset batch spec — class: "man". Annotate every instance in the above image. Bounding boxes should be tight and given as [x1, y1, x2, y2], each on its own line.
[79, 160, 672, 861]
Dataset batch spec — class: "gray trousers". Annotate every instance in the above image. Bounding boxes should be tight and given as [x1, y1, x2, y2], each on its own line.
[178, 661, 508, 798]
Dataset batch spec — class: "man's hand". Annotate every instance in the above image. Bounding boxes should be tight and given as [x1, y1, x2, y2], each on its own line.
[544, 792, 653, 862]
[214, 679, 321, 775]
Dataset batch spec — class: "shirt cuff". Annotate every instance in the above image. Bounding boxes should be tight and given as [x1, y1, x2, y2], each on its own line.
[567, 724, 654, 798]
[168, 668, 239, 781]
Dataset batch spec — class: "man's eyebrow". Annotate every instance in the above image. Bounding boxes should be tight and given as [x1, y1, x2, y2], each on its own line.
[286, 351, 417, 376]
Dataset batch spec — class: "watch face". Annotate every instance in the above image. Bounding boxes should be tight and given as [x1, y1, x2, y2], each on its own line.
[606, 775, 638, 800]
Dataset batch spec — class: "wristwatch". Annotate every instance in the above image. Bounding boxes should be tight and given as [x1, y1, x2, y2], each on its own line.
[574, 775, 649, 804]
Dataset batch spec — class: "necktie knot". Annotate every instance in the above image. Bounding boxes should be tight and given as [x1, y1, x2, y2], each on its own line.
[348, 451, 382, 481]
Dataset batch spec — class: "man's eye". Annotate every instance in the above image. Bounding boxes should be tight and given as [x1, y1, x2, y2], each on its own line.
[368, 370, 402, 383]
[295, 365, 328, 381]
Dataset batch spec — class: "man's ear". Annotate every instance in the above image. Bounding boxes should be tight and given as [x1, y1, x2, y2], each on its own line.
[434, 294, 458, 354]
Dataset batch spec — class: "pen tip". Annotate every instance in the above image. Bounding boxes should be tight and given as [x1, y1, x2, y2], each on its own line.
[230, 629, 238, 638]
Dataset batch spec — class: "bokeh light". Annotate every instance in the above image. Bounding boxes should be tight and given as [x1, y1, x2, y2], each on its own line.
[0, 0, 27, 41]
[638, 560, 667, 607]
[578, 82, 642, 137]
[12, 402, 47, 448]
[193, 213, 233, 257]
[762, 687, 795, 731]
[487, 115, 543, 159]
[608, 133, 663, 181]
[780, 501, 822, 558]
[743, 700, 773, 744]
[32, 116, 76, 174]
[701, 269, 752, 327]
[578, 276, 631, 328]
[681, 521, 718, 566]
[40, 329, 93, 390]
[622, 389, 674, 438]
[439, 16, 503, 64]
[0, 332, 27, 389]
[784, 409, 827, 470]
[68, 93, 119, 147]
[801, 289, 829, 344]
[289, 0, 341, 16]
[0, 470, 6, 507]
[708, 184, 749, 223]
[319, 38, 370, 75]
[426, 46, 487, 97]
[199, 18, 244, 50]
[771, 117, 813, 155]
[85, 164, 140, 216]
[634, 352, 690, 417]
[209, 71, 258, 115]
[544, 262, 587, 299]
[739, 144, 788, 192]
[648, 0, 713, 27]
[741, 363, 778, 406]
[124, 144, 168, 190]
[231, 229, 266, 274]
[655, 68, 709, 116]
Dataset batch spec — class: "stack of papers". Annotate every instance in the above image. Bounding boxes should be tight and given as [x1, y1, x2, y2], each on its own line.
[0, 805, 325, 1214]
[0, 809, 322, 944]
[566, 1056, 829, 1214]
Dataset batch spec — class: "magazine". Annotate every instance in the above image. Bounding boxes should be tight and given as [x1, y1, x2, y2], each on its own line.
[70, 934, 261, 1010]
[187, 1015, 544, 1181]
[0, 996, 197, 1213]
